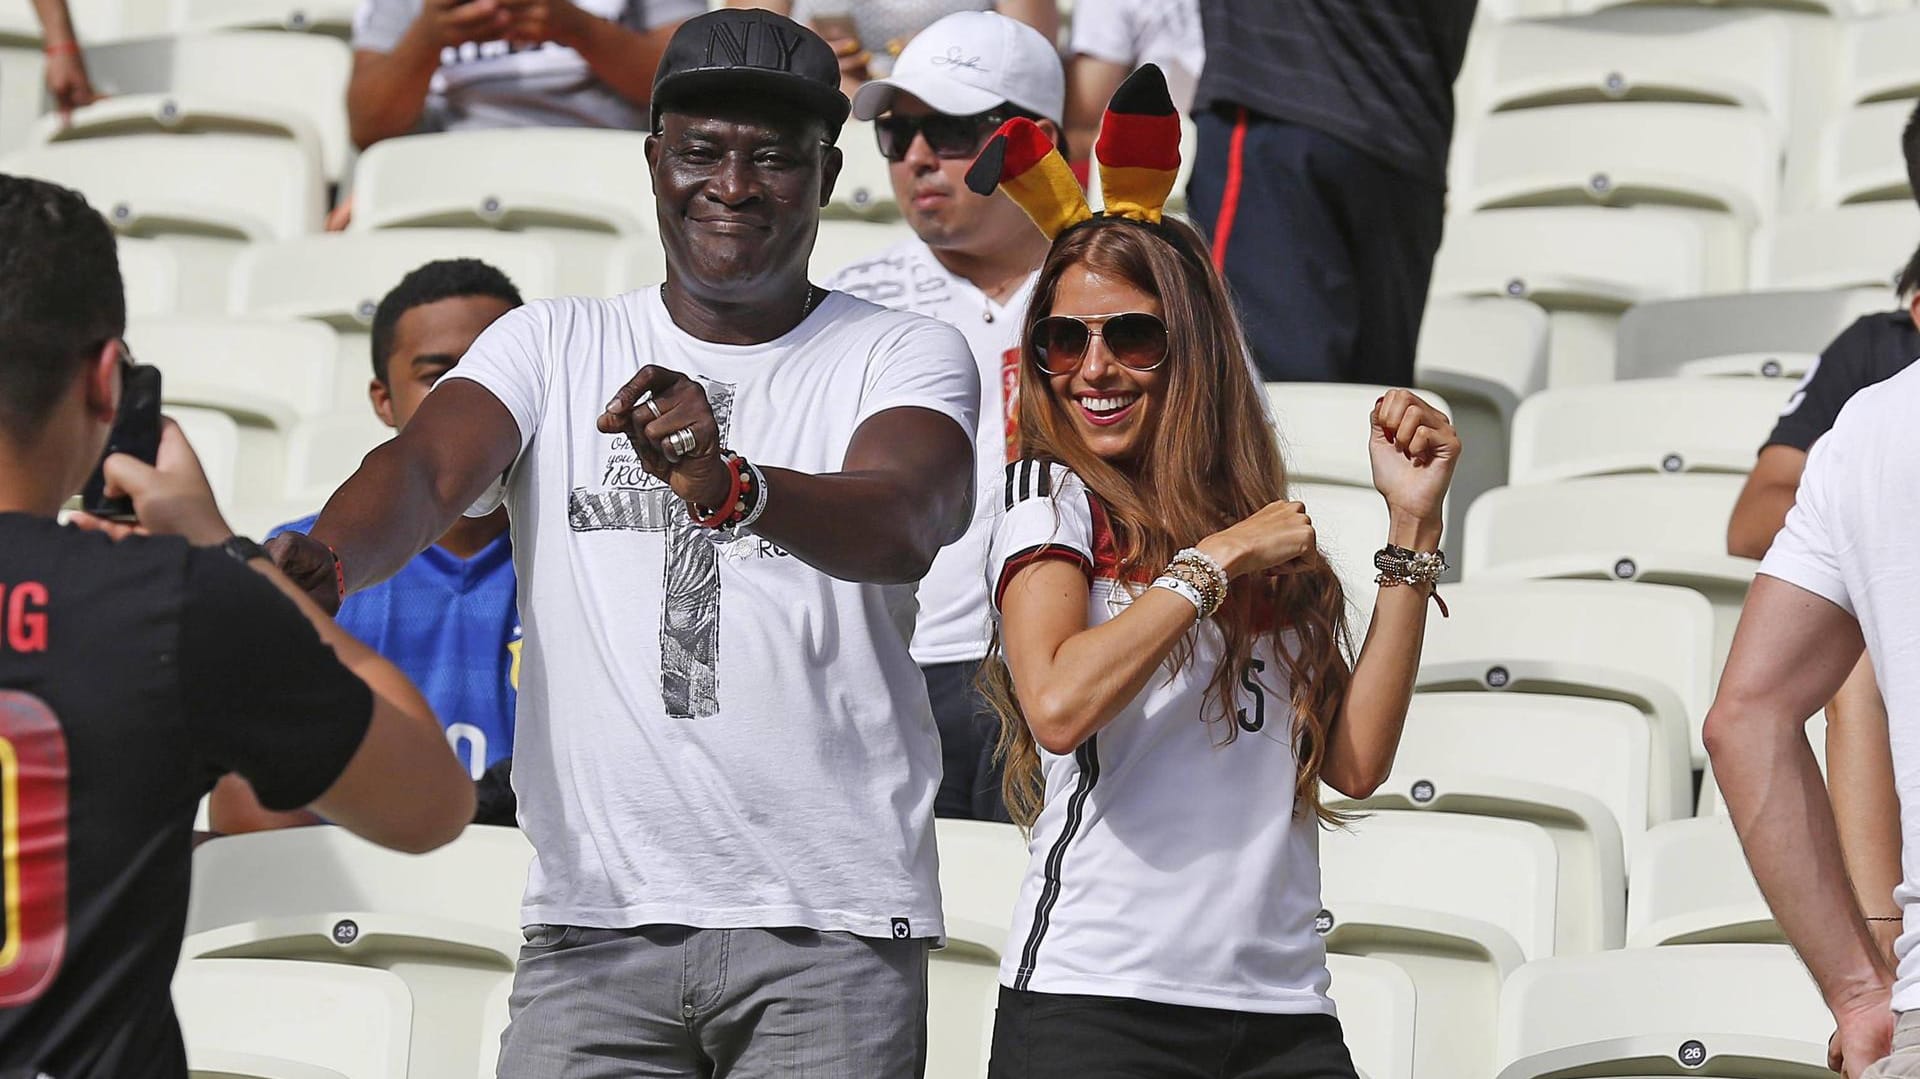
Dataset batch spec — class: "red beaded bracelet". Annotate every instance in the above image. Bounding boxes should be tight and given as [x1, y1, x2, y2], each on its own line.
[43, 40, 79, 57]
[325, 543, 346, 604]
[690, 452, 750, 530]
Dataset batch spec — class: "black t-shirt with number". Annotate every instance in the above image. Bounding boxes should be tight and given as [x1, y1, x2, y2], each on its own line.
[0, 514, 372, 1079]
[1766, 310, 1920, 452]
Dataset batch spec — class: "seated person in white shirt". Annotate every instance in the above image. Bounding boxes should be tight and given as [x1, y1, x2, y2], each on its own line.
[1063, 0, 1201, 168]
[347, 0, 704, 149]
[826, 10, 1064, 821]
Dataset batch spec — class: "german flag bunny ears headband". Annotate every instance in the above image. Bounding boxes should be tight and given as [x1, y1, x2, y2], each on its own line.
[965, 63, 1181, 240]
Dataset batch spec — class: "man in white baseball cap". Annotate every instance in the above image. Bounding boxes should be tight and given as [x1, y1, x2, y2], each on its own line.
[830, 10, 1065, 822]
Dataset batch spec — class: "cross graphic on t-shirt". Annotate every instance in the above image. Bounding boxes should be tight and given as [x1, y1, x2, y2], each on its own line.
[565, 378, 735, 720]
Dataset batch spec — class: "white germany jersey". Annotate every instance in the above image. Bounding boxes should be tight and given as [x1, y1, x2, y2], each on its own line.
[987, 460, 1335, 1014]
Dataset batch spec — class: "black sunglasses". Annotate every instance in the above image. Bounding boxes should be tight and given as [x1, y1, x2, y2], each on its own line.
[874, 110, 1008, 163]
[1031, 313, 1170, 375]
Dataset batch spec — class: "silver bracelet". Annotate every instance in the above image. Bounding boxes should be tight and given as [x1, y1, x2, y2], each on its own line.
[1150, 575, 1206, 622]
[737, 457, 769, 533]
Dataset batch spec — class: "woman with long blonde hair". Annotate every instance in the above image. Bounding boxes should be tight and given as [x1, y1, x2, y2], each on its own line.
[971, 67, 1461, 1077]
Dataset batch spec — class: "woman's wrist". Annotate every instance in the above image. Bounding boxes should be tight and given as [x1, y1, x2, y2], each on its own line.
[1194, 533, 1249, 579]
[1386, 508, 1443, 552]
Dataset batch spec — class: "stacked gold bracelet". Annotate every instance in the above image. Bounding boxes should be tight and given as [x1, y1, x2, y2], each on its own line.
[1150, 547, 1231, 621]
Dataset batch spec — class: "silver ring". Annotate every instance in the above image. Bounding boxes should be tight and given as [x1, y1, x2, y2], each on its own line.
[644, 396, 662, 420]
[668, 427, 697, 457]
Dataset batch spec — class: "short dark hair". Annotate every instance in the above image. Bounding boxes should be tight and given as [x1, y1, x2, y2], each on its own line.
[1898, 240, 1920, 299]
[0, 174, 125, 438]
[1904, 100, 1920, 207]
[369, 258, 524, 382]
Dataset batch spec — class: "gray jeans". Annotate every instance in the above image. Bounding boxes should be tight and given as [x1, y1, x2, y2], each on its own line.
[495, 925, 930, 1079]
[1868, 1011, 1920, 1078]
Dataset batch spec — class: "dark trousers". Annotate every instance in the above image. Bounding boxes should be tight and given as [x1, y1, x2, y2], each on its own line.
[1187, 106, 1445, 386]
[920, 659, 1011, 823]
[988, 987, 1361, 1079]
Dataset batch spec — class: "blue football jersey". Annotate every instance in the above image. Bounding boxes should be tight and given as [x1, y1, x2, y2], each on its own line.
[271, 515, 519, 778]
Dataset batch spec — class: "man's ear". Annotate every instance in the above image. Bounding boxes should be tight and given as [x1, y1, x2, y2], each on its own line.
[819, 143, 844, 209]
[645, 132, 663, 199]
[83, 341, 121, 425]
[369, 378, 397, 430]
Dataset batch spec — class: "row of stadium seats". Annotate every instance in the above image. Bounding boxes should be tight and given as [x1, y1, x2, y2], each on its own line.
[173, 818, 1829, 1079]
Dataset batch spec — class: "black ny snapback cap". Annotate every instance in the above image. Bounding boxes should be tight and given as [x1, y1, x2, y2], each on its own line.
[650, 9, 851, 137]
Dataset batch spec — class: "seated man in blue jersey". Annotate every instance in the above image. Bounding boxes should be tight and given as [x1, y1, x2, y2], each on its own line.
[211, 258, 523, 831]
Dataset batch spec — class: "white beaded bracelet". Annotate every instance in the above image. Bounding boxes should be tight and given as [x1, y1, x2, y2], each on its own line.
[1150, 575, 1207, 621]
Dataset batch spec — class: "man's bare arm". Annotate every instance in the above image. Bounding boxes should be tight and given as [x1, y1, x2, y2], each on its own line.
[1728, 445, 1806, 559]
[1703, 575, 1891, 1071]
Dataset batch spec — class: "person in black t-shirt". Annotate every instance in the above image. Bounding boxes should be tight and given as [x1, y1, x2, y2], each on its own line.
[0, 174, 476, 1079]
[1185, 0, 1476, 385]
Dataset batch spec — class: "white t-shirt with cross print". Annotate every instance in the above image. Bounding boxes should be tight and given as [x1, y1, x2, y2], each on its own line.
[443, 287, 979, 938]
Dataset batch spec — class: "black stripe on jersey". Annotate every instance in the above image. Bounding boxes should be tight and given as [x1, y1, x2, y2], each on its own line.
[993, 543, 1095, 611]
[1013, 734, 1101, 991]
[1005, 458, 1062, 511]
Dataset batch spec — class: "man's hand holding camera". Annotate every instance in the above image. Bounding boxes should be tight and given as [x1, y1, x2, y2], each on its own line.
[69, 419, 233, 547]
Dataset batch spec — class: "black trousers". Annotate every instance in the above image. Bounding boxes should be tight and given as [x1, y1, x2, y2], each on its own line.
[988, 987, 1362, 1079]
[921, 659, 1012, 822]
[1187, 106, 1445, 387]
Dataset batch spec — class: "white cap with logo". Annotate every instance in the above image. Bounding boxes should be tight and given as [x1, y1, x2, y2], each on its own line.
[850, 10, 1065, 125]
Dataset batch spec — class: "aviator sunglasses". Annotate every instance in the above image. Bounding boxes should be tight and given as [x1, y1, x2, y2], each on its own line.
[874, 110, 1013, 163]
[1031, 312, 1171, 375]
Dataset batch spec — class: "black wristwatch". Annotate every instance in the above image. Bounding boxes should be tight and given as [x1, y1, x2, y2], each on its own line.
[219, 535, 269, 565]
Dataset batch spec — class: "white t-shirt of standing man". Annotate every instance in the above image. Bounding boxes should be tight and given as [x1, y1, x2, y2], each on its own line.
[442, 286, 980, 938]
[829, 236, 1035, 666]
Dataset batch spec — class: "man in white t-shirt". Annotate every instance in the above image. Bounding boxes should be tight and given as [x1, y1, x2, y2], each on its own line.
[829, 10, 1063, 821]
[1704, 361, 1920, 1077]
[347, 0, 702, 149]
[1064, 0, 1200, 167]
[271, 9, 980, 1076]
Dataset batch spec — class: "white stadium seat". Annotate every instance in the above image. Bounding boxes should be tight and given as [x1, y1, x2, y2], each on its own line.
[931, 819, 1028, 1079]
[1415, 295, 1550, 546]
[189, 1049, 351, 1079]
[128, 315, 336, 430]
[1463, 474, 1758, 665]
[1329, 691, 1652, 955]
[31, 31, 352, 181]
[1837, 10, 1920, 110]
[1508, 377, 1792, 483]
[353, 128, 652, 235]
[118, 236, 185, 316]
[175, 0, 358, 37]
[1460, 16, 1792, 138]
[1816, 99, 1914, 208]
[282, 410, 389, 510]
[0, 44, 41, 156]
[1755, 202, 1920, 293]
[1325, 954, 1418, 1079]
[350, 128, 651, 295]
[1321, 810, 1559, 1079]
[1292, 482, 1389, 631]
[1626, 816, 1782, 948]
[0, 0, 171, 45]
[175, 958, 412, 1079]
[605, 234, 668, 296]
[1614, 289, 1891, 381]
[474, 978, 510, 1079]
[227, 230, 561, 408]
[1416, 580, 1712, 809]
[169, 404, 242, 509]
[827, 120, 899, 221]
[185, 826, 532, 1079]
[1452, 103, 1778, 230]
[3, 133, 323, 239]
[1264, 383, 1453, 489]
[1493, 945, 1831, 1079]
[809, 218, 916, 280]
[1430, 207, 1722, 385]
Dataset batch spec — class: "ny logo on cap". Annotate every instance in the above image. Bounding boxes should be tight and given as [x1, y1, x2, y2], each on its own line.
[705, 19, 806, 72]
